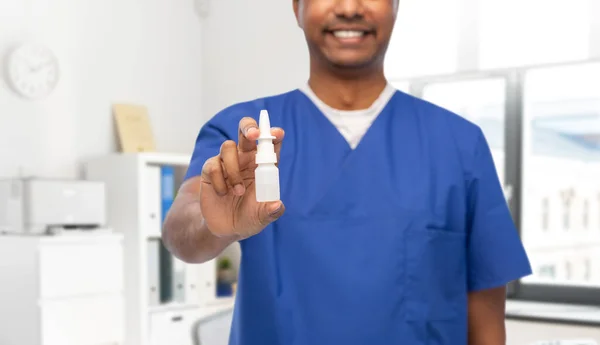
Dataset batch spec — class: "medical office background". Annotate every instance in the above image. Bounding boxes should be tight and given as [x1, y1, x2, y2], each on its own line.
[1, 0, 600, 344]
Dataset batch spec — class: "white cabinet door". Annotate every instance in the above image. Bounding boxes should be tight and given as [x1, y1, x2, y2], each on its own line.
[38, 239, 123, 299]
[40, 294, 124, 345]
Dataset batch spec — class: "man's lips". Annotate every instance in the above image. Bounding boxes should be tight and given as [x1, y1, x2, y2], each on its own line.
[324, 27, 376, 44]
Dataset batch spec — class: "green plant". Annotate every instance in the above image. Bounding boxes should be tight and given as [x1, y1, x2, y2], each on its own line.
[218, 257, 232, 270]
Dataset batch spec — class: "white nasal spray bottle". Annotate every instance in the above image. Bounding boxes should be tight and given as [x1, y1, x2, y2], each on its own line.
[255, 109, 280, 202]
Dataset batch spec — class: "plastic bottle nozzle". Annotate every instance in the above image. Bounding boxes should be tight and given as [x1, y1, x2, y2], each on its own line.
[259, 110, 274, 139]
[255, 110, 277, 165]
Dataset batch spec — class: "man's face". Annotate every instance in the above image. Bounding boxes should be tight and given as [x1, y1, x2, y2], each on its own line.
[294, 0, 398, 70]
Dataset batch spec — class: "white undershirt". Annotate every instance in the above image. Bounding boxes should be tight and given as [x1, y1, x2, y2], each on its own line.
[299, 83, 397, 149]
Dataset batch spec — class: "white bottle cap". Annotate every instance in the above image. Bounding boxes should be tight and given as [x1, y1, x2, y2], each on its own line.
[255, 110, 277, 165]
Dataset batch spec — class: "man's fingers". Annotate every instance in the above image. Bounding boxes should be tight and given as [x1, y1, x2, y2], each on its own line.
[258, 201, 285, 227]
[220, 140, 246, 195]
[272, 127, 285, 165]
[201, 124, 284, 199]
[201, 157, 228, 196]
[238, 117, 259, 152]
[237, 126, 285, 168]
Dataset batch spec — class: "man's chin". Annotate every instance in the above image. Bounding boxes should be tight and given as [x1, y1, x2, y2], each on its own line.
[327, 55, 374, 69]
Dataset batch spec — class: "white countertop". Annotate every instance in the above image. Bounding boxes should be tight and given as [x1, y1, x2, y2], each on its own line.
[506, 300, 600, 325]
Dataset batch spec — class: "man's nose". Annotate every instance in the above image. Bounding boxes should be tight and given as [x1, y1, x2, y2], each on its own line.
[334, 0, 365, 18]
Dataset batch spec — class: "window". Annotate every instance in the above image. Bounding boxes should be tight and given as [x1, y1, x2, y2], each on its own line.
[520, 62, 600, 290]
[477, 0, 591, 69]
[401, 61, 600, 303]
[391, 0, 600, 306]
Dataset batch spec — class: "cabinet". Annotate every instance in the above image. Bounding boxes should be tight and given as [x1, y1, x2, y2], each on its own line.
[149, 306, 200, 345]
[83, 152, 237, 345]
[0, 232, 125, 345]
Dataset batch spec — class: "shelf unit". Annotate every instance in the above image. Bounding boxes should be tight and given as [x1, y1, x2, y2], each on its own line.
[82, 152, 238, 345]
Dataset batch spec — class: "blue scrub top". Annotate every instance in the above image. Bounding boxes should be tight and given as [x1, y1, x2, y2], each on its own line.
[185, 89, 532, 345]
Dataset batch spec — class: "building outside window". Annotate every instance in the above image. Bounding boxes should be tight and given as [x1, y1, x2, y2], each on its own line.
[538, 264, 557, 279]
[584, 258, 592, 281]
[565, 261, 573, 280]
[583, 199, 589, 229]
[560, 189, 575, 231]
[542, 197, 550, 231]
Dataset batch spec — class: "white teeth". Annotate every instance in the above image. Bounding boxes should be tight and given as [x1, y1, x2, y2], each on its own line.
[332, 30, 364, 38]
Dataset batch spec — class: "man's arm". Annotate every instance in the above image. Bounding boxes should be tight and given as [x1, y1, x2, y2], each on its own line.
[463, 129, 532, 344]
[467, 286, 507, 345]
[162, 176, 238, 263]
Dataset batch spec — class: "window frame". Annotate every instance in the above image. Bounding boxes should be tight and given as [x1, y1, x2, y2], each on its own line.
[393, 57, 600, 308]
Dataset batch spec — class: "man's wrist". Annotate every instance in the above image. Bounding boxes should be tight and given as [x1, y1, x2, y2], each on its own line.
[201, 221, 240, 248]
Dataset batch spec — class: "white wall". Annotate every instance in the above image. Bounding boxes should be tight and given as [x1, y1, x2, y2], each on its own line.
[198, 0, 309, 119]
[0, 0, 204, 179]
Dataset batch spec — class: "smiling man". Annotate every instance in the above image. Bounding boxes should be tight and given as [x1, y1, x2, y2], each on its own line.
[162, 1, 532, 344]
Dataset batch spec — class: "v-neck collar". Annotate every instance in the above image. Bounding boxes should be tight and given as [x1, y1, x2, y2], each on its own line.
[289, 89, 400, 215]
[298, 82, 397, 117]
[295, 84, 398, 153]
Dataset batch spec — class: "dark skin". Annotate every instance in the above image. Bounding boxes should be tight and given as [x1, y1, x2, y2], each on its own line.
[293, 0, 395, 110]
[468, 288, 508, 345]
[163, 0, 507, 344]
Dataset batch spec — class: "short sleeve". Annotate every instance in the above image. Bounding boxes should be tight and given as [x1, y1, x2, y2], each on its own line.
[466, 130, 532, 292]
[184, 119, 232, 181]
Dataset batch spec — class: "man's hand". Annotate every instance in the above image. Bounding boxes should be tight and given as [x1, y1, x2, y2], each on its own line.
[200, 117, 286, 240]
[467, 286, 507, 345]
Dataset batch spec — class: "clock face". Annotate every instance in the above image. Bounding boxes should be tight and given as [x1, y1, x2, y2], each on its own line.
[5, 43, 60, 100]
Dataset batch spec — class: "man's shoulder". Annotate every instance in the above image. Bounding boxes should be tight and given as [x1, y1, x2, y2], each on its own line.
[390, 90, 484, 159]
[393, 91, 487, 174]
[403, 92, 483, 141]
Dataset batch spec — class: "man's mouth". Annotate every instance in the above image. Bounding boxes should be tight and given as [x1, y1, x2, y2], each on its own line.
[331, 30, 367, 39]
[325, 28, 375, 44]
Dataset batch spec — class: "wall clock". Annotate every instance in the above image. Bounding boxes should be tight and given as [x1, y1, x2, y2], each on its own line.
[4, 43, 60, 100]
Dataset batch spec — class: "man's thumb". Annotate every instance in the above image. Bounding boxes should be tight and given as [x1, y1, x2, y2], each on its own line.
[260, 201, 285, 223]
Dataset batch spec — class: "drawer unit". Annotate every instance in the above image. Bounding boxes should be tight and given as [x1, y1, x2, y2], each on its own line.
[0, 233, 125, 345]
[149, 307, 200, 345]
[40, 294, 124, 345]
[39, 239, 123, 298]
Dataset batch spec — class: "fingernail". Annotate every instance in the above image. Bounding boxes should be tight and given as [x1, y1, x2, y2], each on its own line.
[268, 203, 282, 216]
[244, 126, 258, 136]
[233, 184, 245, 195]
